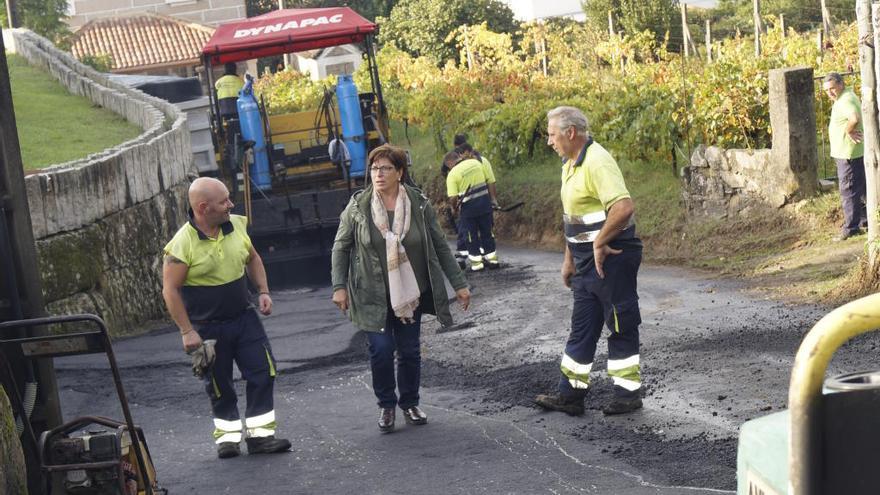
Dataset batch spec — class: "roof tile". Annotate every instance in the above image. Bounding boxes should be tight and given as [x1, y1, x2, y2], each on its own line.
[70, 13, 215, 71]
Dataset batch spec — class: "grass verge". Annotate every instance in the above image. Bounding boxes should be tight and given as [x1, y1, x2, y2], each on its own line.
[392, 120, 874, 305]
[7, 53, 142, 171]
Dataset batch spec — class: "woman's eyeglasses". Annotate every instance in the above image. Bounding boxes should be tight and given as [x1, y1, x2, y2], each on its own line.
[370, 165, 396, 174]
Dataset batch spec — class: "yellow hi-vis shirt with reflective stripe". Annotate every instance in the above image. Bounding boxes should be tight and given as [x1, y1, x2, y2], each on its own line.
[446, 158, 489, 197]
[215, 74, 243, 100]
[561, 141, 630, 218]
[480, 156, 496, 184]
[163, 214, 253, 321]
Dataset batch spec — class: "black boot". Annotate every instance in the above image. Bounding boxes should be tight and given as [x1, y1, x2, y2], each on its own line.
[602, 397, 643, 415]
[534, 393, 584, 416]
[245, 436, 291, 454]
[378, 407, 395, 433]
[217, 442, 240, 459]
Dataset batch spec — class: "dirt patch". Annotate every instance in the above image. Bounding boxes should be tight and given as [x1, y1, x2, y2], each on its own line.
[421, 359, 736, 490]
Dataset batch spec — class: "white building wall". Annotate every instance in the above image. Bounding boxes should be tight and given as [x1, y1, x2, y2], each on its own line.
[295, 46, 362, 81]
[66, 0, 246, 30]
[501, 0, 585, 22]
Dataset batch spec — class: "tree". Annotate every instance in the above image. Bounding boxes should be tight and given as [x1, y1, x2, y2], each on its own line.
[582, 0, 679, 46]
[247, 0, 397, 20]
[378, 0, 517, 64]
[0, 0, 70, 46]
[710, 0, 856, 38]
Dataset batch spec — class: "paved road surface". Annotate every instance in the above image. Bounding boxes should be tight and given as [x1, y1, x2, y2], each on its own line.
[53, 246, 878, 494]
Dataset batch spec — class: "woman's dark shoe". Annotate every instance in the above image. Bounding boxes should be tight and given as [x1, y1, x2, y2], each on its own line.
[401, 406, 428, 425]
[378, 407, 395, 433]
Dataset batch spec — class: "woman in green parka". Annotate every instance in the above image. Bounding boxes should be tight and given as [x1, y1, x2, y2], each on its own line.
[331, 144, 471, 433]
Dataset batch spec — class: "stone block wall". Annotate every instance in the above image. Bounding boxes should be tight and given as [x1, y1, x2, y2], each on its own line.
[683, 146, 788, 217]
[4, 30, 195, 335]
[682, 67, 818, 219]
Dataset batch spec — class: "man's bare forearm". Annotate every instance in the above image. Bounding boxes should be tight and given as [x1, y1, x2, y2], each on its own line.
[163, 288, 194, 333]
[163, 256, 194, 334]
[246, 253, 270, 294]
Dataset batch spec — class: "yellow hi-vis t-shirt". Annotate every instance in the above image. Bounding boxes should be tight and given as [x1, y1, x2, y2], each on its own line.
[480, 156, 496, 184]
[163, 214, 253, 321]
[561, 141, 630, 217]
[446, 158, 488, 197]
[215, 74, 244, 100]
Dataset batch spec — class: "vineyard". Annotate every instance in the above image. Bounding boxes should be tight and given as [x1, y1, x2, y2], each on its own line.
[256, 18, 860, 172]
[252, 17, 874, 302]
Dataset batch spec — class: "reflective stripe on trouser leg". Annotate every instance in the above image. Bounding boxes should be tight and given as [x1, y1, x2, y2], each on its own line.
[558, 276, 605, 397]
[475, 211, 496, 256]
[483, 251, 499, 264]
[197, 319, 241, 444]
[213, 417, 242, 444]
[607, 354, 641, 392]
[468, 254, 484, 270]
[238, 310, 278, 435]
[245, 410, 277, 438]
[561, 353, 592, 389]
[600, 248, 642, 398]
[460, 215, 483, 257]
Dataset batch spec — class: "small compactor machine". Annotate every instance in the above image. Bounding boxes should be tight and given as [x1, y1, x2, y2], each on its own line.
[737, 293, 880, 495]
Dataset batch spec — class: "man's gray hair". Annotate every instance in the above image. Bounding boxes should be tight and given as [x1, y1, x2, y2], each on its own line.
[547, 106, 589, 137]
[823, 72, 844, 86]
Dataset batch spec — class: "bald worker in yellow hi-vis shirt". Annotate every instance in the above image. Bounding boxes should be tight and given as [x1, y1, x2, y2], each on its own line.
[162, 177, 291, 459]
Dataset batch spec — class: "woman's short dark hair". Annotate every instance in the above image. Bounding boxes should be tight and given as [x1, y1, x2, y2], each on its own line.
[224, 63, 237, 75]
[368, 144, 409, 181]
[453, 134, 468, 147]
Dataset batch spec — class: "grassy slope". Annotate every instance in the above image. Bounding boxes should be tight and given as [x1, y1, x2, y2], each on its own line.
[7, 53, 142, 171]
[392, 121, 871, 305]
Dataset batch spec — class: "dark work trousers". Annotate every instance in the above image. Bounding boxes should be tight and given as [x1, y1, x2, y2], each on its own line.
[559, 247, 643, 399]
[460, 211, 496, 257]
[455, 217, 467, 253]
[198, 308, 276, 426]
[366, 305, 423, 409]
[835, 157, 868, 233]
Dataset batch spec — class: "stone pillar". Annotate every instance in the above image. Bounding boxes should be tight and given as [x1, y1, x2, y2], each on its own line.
[769, 66, 818, 197]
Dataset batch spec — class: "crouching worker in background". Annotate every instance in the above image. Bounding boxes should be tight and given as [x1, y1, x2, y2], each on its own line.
[444, 151, 499, 272]
[331, 144, 471, 433]
[162, 177, 291, 459]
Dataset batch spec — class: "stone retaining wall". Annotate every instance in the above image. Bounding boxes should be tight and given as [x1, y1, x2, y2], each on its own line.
[4, 30, 195, 335]
[682, 67, 818, 218]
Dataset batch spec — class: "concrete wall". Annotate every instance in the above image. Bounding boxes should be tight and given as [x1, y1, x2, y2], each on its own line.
[682, 67, 818, 218]
[4, 29, 195, 335]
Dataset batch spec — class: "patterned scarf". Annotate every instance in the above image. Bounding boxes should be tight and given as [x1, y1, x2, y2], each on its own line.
[371, 184, 421, 323]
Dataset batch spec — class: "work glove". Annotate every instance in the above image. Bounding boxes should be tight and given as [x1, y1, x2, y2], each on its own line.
[188, 339, 216, 379]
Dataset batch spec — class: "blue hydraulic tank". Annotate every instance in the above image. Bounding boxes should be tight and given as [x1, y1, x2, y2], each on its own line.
[336, 75, 366, 177]
[236, 75, 271, 191]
